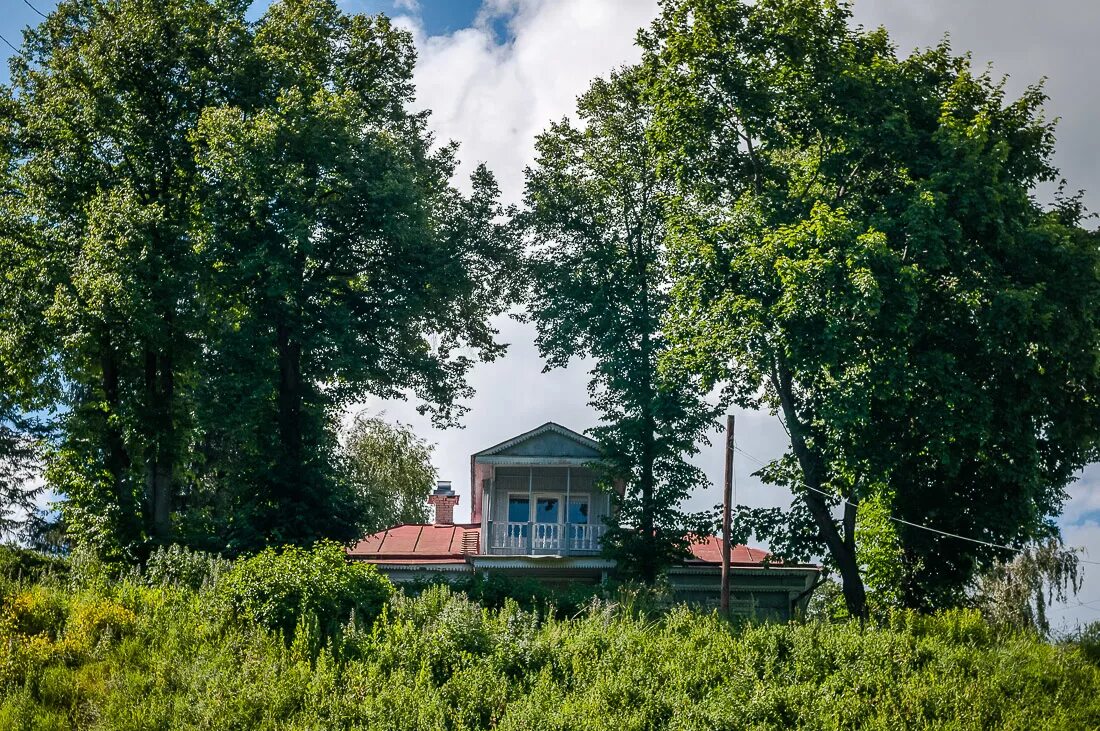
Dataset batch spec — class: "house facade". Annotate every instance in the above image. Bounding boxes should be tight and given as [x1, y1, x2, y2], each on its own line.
[348, 422, 821, 620]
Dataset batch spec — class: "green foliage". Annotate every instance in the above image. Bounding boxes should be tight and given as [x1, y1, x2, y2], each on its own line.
[184, 1, 518, 554]
[217, 541, 393, 637]
[973, 538, 1082, 635]
[342, 413, 434, 533]
[2, 571, 1100, 728]
[0, 546, 68, 584]
[0, 400, 42, 542]
[144, 544, 230, 591]
[855, 492, 906, 615]
[0, 0, 255, 557]
[0, 0, 518, 559]
[405, 572, 606, 618]
[523, 66, 718, 583]
[642, 0, 1100, 615]
[1066, 621, 1100, 667]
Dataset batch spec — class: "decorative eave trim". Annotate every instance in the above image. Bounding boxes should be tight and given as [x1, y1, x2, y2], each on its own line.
[369, 562, 473, 572]
[469, 555, 617, 571]
[473, 422, 602, 458]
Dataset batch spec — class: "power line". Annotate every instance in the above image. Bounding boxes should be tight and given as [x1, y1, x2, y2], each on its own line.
[22, 0, 48, 19]
[732, 444, 1100, 566]
[0, 33, 20, 55]
[1049, 598, 1100, 616]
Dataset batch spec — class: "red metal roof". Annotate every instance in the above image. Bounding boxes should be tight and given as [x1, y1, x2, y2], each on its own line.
[687, 536, 771, 565]
[347, 523, 479, 563]
[349, 525, 780, 568]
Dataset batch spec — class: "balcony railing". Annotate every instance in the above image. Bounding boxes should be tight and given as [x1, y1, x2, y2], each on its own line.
[489, 521, 606, 555]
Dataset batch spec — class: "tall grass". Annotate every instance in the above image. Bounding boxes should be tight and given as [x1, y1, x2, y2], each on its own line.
[1, 546, 1098, 730]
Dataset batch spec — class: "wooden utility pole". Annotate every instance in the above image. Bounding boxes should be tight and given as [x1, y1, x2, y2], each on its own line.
[721, 414, 734, 616]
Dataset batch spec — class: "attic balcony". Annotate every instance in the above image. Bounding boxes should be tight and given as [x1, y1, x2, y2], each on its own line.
[487, 520, 607, 556]
[472, 423, 622, 559]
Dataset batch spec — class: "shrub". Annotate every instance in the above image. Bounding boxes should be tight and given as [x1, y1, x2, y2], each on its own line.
[3, 574, 1100, 728]
[0, 545, 68, 583]
[217, 541, 393, 637]
[1, 586, 67, 639]
[1066, 621, 1100, 666]
[64, 597, 136, 652]
[144, 544, 230, 590]
[406, 572, 605, 617]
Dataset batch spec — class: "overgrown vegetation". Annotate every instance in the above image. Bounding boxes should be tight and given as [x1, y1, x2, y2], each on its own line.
[1, 544, 1098, 729]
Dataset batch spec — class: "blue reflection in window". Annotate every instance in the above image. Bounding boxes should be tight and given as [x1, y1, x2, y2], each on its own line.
[536, 497, 559, 523]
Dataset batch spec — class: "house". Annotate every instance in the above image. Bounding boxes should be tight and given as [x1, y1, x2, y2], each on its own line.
[348, 422, 821, 620]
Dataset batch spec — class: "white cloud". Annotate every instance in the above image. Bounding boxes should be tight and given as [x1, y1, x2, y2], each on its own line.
[407, 0, 658, 203]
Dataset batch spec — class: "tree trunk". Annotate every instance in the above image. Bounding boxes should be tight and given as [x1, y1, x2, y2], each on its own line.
[153, 347, 174, 537]
[636, 240, 658, 585]
[276, 322, 304, 492]
[775, 364, 868, 620]
[143, 345, 175, 542]
[101, 345, 135, 544]
[639, 421, 657, 583]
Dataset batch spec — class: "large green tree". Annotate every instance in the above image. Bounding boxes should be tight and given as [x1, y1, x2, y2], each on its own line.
[641, 0, 1100, 615]
[186, 1, 516, 552]
[0, 0, 517, 557]
[524, 68, 716, 583]
[0, 0, 252, 557]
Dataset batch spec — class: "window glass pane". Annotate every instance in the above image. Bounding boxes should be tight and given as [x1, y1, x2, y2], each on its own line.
[567, 498, 589, 524]
[535, 497, 560, 523]
[508, 497, 529, 523]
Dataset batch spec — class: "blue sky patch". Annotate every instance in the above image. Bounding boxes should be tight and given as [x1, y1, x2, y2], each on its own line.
[1, 1, 490, 85]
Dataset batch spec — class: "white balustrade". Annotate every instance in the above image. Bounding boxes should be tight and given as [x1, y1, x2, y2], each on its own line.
[490, 522, 606, 554]
[567, 523, 604, 552]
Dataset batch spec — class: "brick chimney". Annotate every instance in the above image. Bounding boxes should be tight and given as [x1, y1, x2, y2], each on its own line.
[427, 480, 460, 525]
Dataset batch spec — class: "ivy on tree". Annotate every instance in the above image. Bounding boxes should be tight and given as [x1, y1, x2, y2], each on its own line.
[642, 0, 1100, 616]
[523, 67, 717, 583]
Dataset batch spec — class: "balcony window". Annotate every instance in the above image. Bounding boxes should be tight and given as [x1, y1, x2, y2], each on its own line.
[508, 494, 592, 524]
[508, 496, 529, 523]
[567, 497, 589, 524]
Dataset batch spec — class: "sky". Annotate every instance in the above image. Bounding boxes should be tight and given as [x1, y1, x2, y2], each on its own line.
[2, 0, 1099, 628]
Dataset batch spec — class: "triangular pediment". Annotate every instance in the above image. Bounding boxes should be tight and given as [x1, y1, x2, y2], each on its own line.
[474, 422, 603, 460]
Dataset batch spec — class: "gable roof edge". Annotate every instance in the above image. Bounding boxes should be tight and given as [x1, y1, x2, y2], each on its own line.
[473, 421, 601, 458]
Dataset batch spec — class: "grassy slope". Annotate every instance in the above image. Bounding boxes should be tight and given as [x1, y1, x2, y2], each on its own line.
[2, 576, 1099, 730]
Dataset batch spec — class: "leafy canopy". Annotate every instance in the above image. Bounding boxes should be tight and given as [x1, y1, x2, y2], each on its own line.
[0, 0, 518, 558]
[642, 0, 1100, 614]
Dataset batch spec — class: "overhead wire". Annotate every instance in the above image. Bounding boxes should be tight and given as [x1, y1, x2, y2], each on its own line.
[22, 1, 48, 19]
[731, 444, 1100, 566]
[0, 33, 20, 55]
